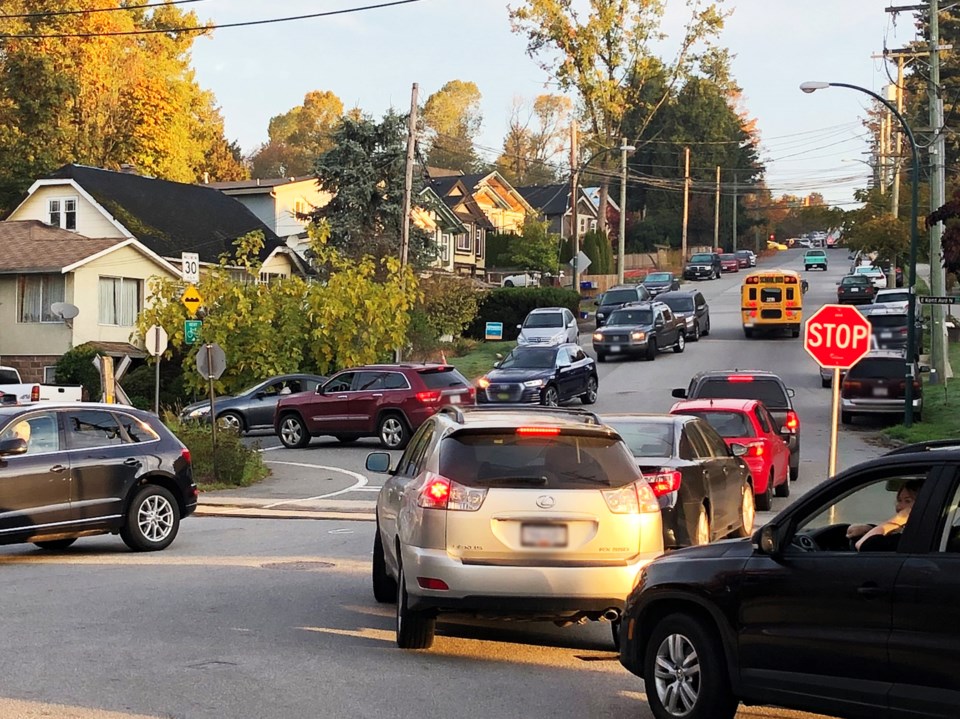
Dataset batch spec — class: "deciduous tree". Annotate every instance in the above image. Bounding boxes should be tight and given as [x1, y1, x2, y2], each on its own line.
[422, 80, 483, 173]
[496, 95, 571, 185]
[250, 90, 344, 178]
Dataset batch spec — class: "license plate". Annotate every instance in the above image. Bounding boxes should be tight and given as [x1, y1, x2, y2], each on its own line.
[521, 524, 567, 548]
[448, 394, 461, 404]
[610, 345, 621, 353]
[497, 393, 511, 401]
[873, 387, 889, 397]
[850, 288, 860, 292]
[880, 331, 892, 339]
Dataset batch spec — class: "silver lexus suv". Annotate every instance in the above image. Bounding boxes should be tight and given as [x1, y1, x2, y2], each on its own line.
[366, 405, 664, 650]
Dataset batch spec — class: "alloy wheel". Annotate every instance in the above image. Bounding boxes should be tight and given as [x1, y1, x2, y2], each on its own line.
[137, 493, 175, 543]
[280, 417, 302, 446]
[695, 508, 710, 546]
[741, 485, 756, 535]
[654, 633, 702, 717]
[380, 417, 405, 448]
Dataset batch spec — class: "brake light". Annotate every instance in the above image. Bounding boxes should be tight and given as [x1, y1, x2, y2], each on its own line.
[516, 427, 561, 436]
[416, 390, 442, 404]
[645, 469, 682, 497]
[466, 387, 476, 403]
[785, 276, 798, 284]
[30, 385, 39, 402]
[417, 577, 449, 590]
[746, 442, 765, 458]
[746, 276, 759, 284]
[181, 448, 192, 464]
[727, 375, 754, 382]
[602, 479, 660, 513]
[419, 476, 451, 508]
[417, 474, 487, 511]
[785, 410, 799, 432]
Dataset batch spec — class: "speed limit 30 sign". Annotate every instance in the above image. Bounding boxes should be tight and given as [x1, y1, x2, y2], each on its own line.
[804, 304, 872, 369]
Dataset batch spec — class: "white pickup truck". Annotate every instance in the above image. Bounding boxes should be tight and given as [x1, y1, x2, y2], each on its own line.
[0, 366, 83, 406]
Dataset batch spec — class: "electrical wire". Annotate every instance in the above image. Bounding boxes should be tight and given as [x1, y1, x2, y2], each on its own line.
[0, 0, 206, 20]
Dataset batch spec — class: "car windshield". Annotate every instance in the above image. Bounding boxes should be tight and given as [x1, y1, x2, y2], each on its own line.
[603, 419, 674, 457]
[498, 348, 556, 369]
[842, 276, 870, 286]
[695, 378, 790, 410]
[645, 273, 672, 282]
[677, 410, 754, 438]
[439, 431, 641, 489]
[847, 358, 903, 379]
[659, 295, 695, 312]
[721, 254, 736, 261]
[689, 254, 713, 263]
[419, 367, 469, 388]
[603, 289, 639, 304]
[607, 309, 653, 325]
[523, 312, 563, 329]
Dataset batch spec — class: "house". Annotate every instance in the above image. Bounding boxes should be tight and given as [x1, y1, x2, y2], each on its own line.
[427, 169, 534, 235]
[5, 164, 310, 281]
[515, 184, 600, 239]
[412, 187, 469, 274]
[424, 176, 495, 277]
[0, 221, 181, 382]
[583, 187, 621, 237]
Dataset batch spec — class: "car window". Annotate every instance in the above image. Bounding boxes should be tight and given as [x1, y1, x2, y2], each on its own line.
[694, 377, 790, 409]
[439, 431, 641, 489]
[938, 481, 960, 552]
[847, 359, 903, 379]
[0, 411, 60, 454]
[661, 307, 673, 322]
[695, 293, 706, 309]
[324, 372, 355, 393]
[868, 315, 907, 328]
[604, 419, 674, 457]
[603, 289, 641, 304]
[660, 295, 694, 313]
[418, 368, 467, 389]
[754, 406, 772, 433]
[680, 424, 711, 459]
[609, 308, 653, 325]
[383, 372, 410, 390]
[678, 411, 754, 439]
[569, 346, 587, 363]
[356, 372, 386, 391]
[556, 347, 573, 366]
[692, 421, 731, 457]
[499, 348, 556, 370]
[63, 409, 124, 449]
[303, 379, 322, 392]
[524, 312, 564, 328]
[395, 422, 435, 477]
[115, 413, 160, 443]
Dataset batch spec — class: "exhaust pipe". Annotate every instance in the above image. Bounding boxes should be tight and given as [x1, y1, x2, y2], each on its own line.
[602, 608, 621, 622]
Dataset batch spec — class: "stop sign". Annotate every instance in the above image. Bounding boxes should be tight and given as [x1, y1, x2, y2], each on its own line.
[804, 304, 872, 369]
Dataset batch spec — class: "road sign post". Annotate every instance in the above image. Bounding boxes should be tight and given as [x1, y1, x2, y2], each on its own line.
[196, 343, 227, 482]
[144, 325, 169, 415]
[804, 304, 873, 477]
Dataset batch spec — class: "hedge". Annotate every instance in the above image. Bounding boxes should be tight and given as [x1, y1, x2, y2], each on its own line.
[465, 287, 581, 341]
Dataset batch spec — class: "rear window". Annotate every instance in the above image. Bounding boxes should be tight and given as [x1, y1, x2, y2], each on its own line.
[694, 378, 790, 410]
[660, 295, 694, 312]
[877, 292, 910, 303]
[842, 276, 870, 286]
[847, 359, 904, 379]
[603, 419, 674, 457]
[676, 411, 754, 438]
[439, 431, 641, 489]
[869, 315, 907, 328]
[721, 254, 736, 261]
[0, 369, 20, 384]
[603, 289, 639, 304]
[418, 367, 469, 389]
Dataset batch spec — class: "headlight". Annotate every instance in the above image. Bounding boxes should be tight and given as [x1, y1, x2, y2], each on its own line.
[523, 379, 544, 388]
[477, 377, 490, 389]
[685, 316, 695, 325]
[552, 333, 565, 344]
[597, 312, 605, 319]
[631, 331, 646, 341]
[593, 332, 603, 341]
[187, 406, 211, 418]
[517, 334, 529, 345]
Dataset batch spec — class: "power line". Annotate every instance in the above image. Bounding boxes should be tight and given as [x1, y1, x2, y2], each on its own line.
[1, 0, 206, 20]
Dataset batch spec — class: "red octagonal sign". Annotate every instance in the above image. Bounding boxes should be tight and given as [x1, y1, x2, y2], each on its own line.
[804, 304, 873, 369]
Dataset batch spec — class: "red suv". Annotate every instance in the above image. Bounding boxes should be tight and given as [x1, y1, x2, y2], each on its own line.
[274, 364, 474, 449]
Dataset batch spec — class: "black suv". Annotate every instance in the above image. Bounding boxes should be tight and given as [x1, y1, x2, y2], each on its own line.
[672, 370, 800, 481]
[618, 440, 960, 719]
[591, 301, 686, 361]
[683, 252, 721, 281]
[657, 289, 710, 341]
[594, 285, 651, 327]
[477, 343, 598, 406]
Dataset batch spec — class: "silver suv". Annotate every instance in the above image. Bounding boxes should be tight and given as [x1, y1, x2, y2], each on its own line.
[366, 406, 664, 650]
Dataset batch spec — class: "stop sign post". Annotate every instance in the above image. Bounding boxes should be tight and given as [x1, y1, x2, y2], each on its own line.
[804, 304, 872, 477]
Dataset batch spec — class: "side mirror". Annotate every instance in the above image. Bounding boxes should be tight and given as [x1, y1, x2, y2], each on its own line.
[757, 524, 782, 557]
[365, 452, 392, 474]
[655, 320, 664, 328]
[786, 388, 796, 398]
[516, 324, 522, 330]
[0, 437, 27, 456]
[493, 361, 502, 369]
[919, 364, 931, 373]
[593, 299, 600, 306]
[730, 443, 748, 457]
[671, 388, 687, 399]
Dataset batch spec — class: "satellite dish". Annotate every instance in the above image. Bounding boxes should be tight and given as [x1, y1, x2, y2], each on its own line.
[50, 302, 80, 320]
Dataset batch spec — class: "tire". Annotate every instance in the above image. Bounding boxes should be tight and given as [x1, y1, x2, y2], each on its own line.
[821, 376, 831, 389]
[693, 505, 710, 546]
[378, 413, 410, 450]
[644, 614, 737, 719]
[841, 411, 852, 425]
[580, 376, 598, 405]
[791, 326, 801, 338]
[335, 435, 359, 444]
[503, 279, 515, 287]
[34, 538, 77, 550]
[120, 485, 180, 552]
[396, 564, 436, 649]
[735, 482, 755, 538]
[743, 328, 753, 339]
[702, 318, 710, 336]
[541, 385, 560, 406]
[774, 471, 791, 498]
[597, 352, 607, 363]
[645, 338, 657, 362]
[216, 411, 244, 434]
[278, 413, 311, 449]
[690, 322, 700, 342]
[755, 474, 773, 511]
[372, 525, 397, 604]
[673, 332, 685, 353]
[611, 617, 622, 651]
[789, 463, 799, 482]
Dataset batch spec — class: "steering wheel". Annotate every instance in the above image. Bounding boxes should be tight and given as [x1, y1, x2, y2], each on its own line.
[791, 533, 818, 552]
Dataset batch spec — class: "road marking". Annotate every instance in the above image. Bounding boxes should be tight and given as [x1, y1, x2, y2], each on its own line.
[262, 461, 368, 507]
[328, 528, 354, 534]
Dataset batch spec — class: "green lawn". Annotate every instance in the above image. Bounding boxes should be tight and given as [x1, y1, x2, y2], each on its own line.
[885, 337, 960, 444]
[448, 340, 516, 381]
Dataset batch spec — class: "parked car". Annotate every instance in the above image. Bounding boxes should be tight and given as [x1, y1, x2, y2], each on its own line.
[841, 349, 925, 424]
[657, 289, 710, 341]
[0, 403, 197, 552]
[854, 264, 888, 289]
[641, 271, 681, 297]
[872, 287, 912, 312]
[860, 305, 923, 355]
[592, 301, 686, 362]
[803, 249, 828, 271]
[501, 272, 539, 287]
[683, 252, 721, 281]
[669, 398, 791, 510]
[719, 253, 740, 273]
[618, 439, 960, 719]
[837, 274, 876, 304]
[601, 413, 755, 549]
[516, 306, 579, 346]
[367, 405, 664, 649]
[274, 364, 474, 450]
[477, 343, 597, 406]
[672, 369, 800, 481]
[180, 374, 326, 433]
[0, 365, 83, 406]
[594, 284, 651, 327]
[734, 249, 754, 268]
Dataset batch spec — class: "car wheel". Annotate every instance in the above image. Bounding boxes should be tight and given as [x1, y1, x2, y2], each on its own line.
[821, 376, 831, 389]
[743, 328, 753, 339]
[611, 617, 622, 651]
[694, 505, 710, 545]
[541, 385, 560, 407]
[580, 376, 598, 405]
[690, 322, 700, 341]
[596, 352, 606, 363]
[755, 473, 773, 511]
[216, 411, 244, 434]
[791, 326, 801, 338]
[702, 318, 710, 336]
[278, 413, 311, 449]
[372, 524, 397, 604]
[334, 435, 359, 444]
[775, 471, 791, 498]
[120, 485, 180, 552]
[504, 279, 515, 287]
[789, 463, 799, 481]
[644, 614, 737, 719]
[645, 338, 657, 361]
[396, 564, 435, 649]
[735, 482, 755, 538]
[378, 413, 410, 450]
[34, 538, 77, 550]
[673, 332, 685, 353]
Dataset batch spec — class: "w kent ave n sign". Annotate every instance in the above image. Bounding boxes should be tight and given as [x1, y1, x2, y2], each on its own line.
[803, 304, 872, 478]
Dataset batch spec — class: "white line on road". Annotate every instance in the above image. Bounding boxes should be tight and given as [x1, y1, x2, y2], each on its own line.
[262, 461, 368, 507]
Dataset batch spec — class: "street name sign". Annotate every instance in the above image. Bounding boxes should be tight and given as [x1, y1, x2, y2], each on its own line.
[918, 295, 958, 305]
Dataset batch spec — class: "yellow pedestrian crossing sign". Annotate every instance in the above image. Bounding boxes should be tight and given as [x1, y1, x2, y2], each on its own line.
[181, 285, 203, 317]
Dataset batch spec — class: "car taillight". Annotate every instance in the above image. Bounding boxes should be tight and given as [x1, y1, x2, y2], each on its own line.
[181, 448, 191, 464]
[417, 474, 486, 511]
[602, 479, 660, 514]
[746, 442, 764, 457]
[466, 387, 476, 403]
[644, 469, 682, 498]
[727, 375, 754, 382]
[416, 390, 442, 404]
[516, 427, 561, 436]
[31, 385, 39, 402]
[784, 410, 799, 432]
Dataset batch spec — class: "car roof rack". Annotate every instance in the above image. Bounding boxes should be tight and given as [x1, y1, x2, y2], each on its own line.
[437, 404, 601, 425]
[884, 439, 960, 456]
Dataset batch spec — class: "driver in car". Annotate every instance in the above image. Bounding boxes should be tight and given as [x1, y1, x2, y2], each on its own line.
[846, 480, 921, 550]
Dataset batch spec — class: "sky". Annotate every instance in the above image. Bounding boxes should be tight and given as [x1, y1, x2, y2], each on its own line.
[187, 0, 919, 208]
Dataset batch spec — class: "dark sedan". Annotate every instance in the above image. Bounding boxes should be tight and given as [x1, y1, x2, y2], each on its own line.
[602, 414, 754, 549]
[641, 271, 681, 297]
[0, 403, 197, 552]
[477, 343, 598, 406]
[837, 274, 876, 304]
[180, 373, 326, 433]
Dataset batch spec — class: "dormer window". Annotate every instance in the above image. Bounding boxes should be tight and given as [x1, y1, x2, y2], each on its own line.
[49, 198, 77, 231]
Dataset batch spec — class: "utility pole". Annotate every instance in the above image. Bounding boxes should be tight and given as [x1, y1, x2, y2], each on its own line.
[713, 165, 721, 250]
[617, 137, 629, 284]
[878, 112, 887, 196]
[400, 82, 418, 269]
[930, 0, 948, 384]
[731, 172, 738, 252]
[681, 147, 690, 263]
[891, 54, 905, 217]
[570, 124, 580, 292]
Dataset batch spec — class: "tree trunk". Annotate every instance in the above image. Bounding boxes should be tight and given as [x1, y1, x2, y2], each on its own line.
[597, 177, 609, 237]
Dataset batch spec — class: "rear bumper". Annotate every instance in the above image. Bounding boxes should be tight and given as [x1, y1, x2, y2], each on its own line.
[841, 397, 922, 415]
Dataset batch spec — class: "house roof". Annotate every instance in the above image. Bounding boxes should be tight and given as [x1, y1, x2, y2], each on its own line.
[515, 185, 571, 216]
[207, 176, 318, 193]
[583, 186, 620, 213]
[0, 221, 120, 273]
[43, 164, 284, 264]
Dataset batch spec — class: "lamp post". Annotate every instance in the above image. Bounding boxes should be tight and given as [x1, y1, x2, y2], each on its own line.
[578, 142, 636, 284]
[801, 80, 920, 427]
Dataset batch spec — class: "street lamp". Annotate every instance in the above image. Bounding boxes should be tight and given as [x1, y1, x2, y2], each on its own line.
[800, 80, 921, 427]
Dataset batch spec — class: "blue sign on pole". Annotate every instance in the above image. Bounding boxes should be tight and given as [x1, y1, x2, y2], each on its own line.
[485, 322, 504, 340]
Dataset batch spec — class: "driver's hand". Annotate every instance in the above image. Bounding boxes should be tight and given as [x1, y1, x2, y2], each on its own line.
[846, 523, 870, 539]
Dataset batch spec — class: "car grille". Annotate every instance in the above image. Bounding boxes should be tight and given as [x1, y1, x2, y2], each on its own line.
[603, 334, 630, 343]
[484, 384, 526, 402]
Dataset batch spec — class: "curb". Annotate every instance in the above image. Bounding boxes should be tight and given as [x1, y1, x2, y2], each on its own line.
[197, 497, 375, 522]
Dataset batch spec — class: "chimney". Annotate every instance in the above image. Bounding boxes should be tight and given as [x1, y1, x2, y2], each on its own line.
[119, 163, 138, 175]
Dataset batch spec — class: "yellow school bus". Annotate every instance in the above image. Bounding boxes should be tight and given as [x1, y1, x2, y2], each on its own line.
[740, 269, 803, 338]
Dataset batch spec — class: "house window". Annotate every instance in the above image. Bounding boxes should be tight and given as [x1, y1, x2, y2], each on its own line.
[98, 277, 142, 326]
[258, 272, 283, 285]
[18, 274, 65, 323]
[579, 218, 587, 233]
[475, 229, 484, 259]
[456, 231, 472, 253]
[43, 366, 58, 384]
[48, 198, 77, 231]
[440, 234, 451, 263]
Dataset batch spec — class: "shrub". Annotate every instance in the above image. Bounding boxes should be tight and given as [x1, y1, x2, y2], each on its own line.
[55, 344, 102, 400]
[465, 287, 581, 340]
[165, 415, 268, 487]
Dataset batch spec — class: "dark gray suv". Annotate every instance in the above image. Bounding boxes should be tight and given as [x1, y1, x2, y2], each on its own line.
[657, 290, 710, 341]
[595, 285, 651, 327]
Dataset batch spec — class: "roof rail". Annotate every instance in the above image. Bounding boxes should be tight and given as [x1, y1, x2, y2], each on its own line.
[437, 404, 601, 425]
[884, 439, 960, 456]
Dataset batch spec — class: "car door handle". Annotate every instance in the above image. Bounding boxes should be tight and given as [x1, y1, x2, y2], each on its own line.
[857, 583, 888, 599]
[49, 464, 68, 474]
[336, 395, 348, 400]
[372, 393, 383, 397]
[124, 458, 142, 467]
